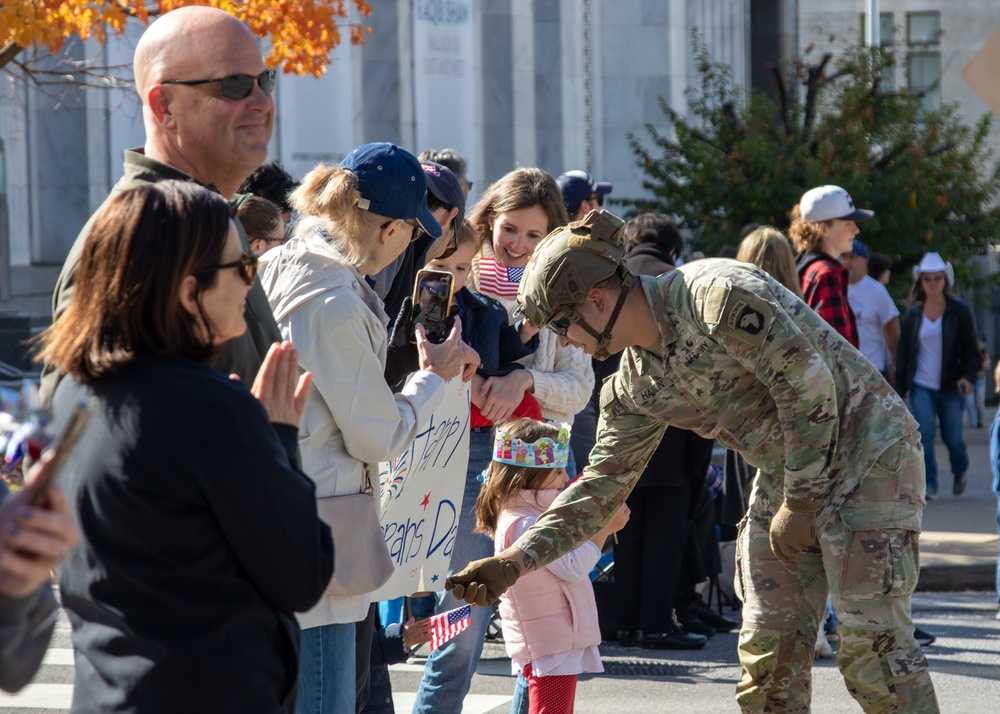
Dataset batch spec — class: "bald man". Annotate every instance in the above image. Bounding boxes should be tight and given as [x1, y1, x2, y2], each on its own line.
[44, 6, 281, 398]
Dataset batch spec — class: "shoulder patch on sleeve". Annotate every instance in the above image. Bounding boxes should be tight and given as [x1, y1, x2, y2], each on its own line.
[701, 282, 775, 346]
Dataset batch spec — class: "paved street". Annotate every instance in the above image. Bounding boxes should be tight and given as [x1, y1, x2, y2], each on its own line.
[3, 419, 998, 713]
[3, 592, 996, 713]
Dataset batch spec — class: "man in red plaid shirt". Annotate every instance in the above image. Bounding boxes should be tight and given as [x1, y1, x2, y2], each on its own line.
[788, 185, 872, 347]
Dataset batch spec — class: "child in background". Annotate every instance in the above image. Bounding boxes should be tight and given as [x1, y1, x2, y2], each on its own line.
[425, 223, 543, 424]
[475, 419, 629, 714]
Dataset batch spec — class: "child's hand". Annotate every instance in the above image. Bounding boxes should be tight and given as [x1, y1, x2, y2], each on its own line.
[401, 616, 433, 650]
[608, 503, 631, 533]
[518, 317, 540, 342]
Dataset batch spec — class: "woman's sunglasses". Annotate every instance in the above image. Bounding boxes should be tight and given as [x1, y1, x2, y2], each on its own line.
[162, 70, 276, 100]
[198, 250, 259, 286]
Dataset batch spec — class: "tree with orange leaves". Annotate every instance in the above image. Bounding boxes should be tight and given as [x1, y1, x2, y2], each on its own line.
[0, 0, 371, 83]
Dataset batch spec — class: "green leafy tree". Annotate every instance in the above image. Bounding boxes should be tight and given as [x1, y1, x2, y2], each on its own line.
[622, 32, 1000, 293]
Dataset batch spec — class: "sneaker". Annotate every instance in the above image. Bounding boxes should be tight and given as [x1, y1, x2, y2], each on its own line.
[914, 625, 936, 647]
[953, 472, 967, 496]
[814, 627, 835, 659]
[925, 487, 938, 501]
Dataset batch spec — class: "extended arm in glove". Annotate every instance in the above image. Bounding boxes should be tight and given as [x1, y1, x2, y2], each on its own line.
[445, 557, 521, 607]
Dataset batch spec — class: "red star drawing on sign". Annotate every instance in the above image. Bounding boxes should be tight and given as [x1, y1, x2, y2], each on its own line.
[420, 493, 431, 509]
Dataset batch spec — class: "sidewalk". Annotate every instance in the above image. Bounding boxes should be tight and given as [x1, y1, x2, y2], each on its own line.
[917, 407, 998, 592]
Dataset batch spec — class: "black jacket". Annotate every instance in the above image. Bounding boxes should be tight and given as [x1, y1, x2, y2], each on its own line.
[897, 294, 979, 399]
[55, 354, 334, 713]
[624, 244, 715, 488]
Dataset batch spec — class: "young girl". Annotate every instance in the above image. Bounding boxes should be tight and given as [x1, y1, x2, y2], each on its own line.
[475, 418, 629, 714]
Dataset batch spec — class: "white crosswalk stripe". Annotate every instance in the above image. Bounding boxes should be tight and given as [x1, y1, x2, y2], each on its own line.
[2, 617, 513, 713]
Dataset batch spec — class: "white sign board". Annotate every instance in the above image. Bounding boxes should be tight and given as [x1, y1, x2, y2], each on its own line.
[374, 379, 471, 600]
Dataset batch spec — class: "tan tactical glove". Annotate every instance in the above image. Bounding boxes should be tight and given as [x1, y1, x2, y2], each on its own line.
[768, 499, 820, 566]
[445, 557, 521, 607]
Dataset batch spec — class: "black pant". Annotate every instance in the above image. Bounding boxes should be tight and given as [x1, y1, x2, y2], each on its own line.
[613, 481, 692, 633]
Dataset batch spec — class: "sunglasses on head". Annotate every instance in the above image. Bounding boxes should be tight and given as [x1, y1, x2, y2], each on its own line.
[198, 250, 259, 286]
[162, 69, 276, 100]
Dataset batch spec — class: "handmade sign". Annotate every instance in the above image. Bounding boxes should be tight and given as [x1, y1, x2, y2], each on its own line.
[374, 378, 471, 600]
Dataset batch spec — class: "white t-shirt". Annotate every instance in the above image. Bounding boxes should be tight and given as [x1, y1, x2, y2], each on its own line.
[847, 275, 899, 371]
[914, 313, 944, 391]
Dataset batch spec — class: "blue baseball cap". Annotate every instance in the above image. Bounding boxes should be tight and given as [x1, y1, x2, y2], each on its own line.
[341, 143, 442, 238]
[851, 239, 869, 259]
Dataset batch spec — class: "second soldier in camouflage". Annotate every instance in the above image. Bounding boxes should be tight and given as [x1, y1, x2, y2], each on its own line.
[447, 210, 938, 713]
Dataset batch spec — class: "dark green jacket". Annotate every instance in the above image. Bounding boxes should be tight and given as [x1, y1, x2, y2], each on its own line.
[42, 149, 281, 401]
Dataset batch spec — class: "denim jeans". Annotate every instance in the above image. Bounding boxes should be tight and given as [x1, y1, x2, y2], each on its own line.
[296, 622, 356, 714]
[412, 429, 496, 713]
[909, 383, 968, 492]
[966, 376, 986, 427]
[989, 409, 1000, 604]
[508, 671, 530, 714]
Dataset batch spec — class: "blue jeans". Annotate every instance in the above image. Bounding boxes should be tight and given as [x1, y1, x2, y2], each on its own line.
[909, 384, 968, 492]
[966, 376, 986, 427]
[296, 623, 356, 714]
[989, 410, 1000, 604]
[509, 672, 529, 714]
[412, 429, 496, 713]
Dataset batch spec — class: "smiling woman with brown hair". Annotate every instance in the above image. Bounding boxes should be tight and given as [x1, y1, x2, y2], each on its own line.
[36, 180, 333, 713]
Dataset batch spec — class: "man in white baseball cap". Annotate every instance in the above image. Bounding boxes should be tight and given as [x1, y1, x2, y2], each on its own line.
[799, 185, 874, 223]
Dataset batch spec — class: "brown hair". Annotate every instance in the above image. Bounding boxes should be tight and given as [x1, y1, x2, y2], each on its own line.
[236, 196, 282, 245]
[289, 164, 387, 266]
[908, 271, 951, 304]
[736, 226, 805, 299]
[625, 212, 684, 256]
[787, 204, 832, 254]
[466, 168, 568, 249]
[35, 181, 232, 380]
[474, 418, 564, 538]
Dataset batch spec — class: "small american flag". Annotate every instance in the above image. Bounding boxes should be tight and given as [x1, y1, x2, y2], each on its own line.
[477, 256, 523, 297]
[429, 604, 472, 651]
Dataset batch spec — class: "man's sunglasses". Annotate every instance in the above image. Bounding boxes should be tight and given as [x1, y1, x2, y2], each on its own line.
[547, 314, 572, 336]
[162, 69, 277, 100]
[197, 250, 259, 286]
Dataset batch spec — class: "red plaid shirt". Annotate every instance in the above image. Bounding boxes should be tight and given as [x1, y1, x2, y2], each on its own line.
[799, 253, 859, 348]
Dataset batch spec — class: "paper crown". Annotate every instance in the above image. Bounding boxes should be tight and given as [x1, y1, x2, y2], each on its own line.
[492, 424, 571, 469]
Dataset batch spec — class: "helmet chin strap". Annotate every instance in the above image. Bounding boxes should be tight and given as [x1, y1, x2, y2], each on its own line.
[572, 273, 635, 361]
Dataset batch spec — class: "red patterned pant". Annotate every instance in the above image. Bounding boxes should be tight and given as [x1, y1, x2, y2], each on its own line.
[522, 663, 578, 714]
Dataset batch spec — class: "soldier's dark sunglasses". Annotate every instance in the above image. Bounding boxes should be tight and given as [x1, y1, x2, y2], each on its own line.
[197, 250, 259, 286]
[162, 69, 276, 100]
[547, 314, 572, 336]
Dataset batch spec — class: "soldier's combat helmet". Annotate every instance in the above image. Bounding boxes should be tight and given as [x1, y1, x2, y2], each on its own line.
[517, 209, 634, 360]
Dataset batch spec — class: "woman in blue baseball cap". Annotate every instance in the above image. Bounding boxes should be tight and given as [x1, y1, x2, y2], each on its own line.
[259, 142, 478, 714]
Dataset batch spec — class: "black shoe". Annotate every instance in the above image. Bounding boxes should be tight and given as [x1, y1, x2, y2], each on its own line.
[617, 629, 640, 648]
[640, 630, 708, 650]
[676, 612, 716, 638]
[914, 626, 936, 647]
[953, 472, 967, 496]
[689, 602, 739, 633]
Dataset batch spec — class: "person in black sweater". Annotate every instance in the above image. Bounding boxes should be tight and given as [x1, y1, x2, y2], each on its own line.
[36, 181, 334, 713]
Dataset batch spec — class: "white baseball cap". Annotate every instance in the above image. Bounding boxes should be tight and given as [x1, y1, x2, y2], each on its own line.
[799, 185, 874, 223]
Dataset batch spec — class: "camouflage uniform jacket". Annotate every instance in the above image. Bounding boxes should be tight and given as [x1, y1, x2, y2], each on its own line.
[516, 259, 918, 568]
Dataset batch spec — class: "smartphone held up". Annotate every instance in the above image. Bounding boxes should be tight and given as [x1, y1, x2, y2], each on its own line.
[410, 269, 454, 345]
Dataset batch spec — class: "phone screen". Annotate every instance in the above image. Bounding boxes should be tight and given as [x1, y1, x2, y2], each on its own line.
[411, 269, 454, 344]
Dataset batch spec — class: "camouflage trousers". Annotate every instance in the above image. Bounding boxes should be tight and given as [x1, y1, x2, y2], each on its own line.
[734, 432, 939, 713]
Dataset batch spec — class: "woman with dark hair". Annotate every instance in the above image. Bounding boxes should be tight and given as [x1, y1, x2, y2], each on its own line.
[897, 252, 980, 499]
[37, 180, 334, 713]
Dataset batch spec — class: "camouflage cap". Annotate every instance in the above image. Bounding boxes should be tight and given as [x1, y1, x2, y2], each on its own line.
[517, 209, 630, 328]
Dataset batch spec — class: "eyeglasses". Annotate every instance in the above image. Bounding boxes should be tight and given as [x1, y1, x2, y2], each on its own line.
[547, 314, 572, 336]
[197, 250, 259, 286]
[162, 69, 276, 100]
[921, 274, 945, 282]
[381, 219, 424, 243]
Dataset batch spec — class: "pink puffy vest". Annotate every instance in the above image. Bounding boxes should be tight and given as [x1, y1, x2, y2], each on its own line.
[494, 489, 602, 661]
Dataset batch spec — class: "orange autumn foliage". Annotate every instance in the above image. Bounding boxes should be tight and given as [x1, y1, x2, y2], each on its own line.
[0, 0, 372, 77]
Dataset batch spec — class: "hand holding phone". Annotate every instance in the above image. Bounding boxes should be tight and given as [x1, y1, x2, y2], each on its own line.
[410, 269, 454, 345]
[27, 399, 93, 508]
